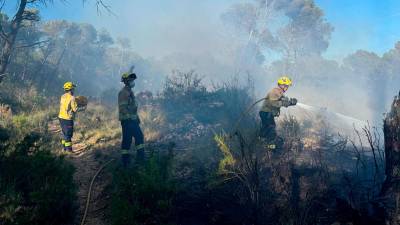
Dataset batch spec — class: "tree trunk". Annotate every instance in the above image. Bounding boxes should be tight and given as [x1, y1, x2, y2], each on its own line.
[381, 91, 400, 225]
[0, 0, 28, 82]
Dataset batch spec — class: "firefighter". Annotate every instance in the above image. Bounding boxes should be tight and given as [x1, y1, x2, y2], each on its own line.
[58, 82, 78, 152]
[118, 72, 145, 166]
[259, 76, 297, 149]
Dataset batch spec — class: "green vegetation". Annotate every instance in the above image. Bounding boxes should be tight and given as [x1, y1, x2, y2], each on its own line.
[160, 70, 254, 127]
[109, 151, 177, 225]
[0, 66, 387, 225]
[0, 1, 394, 224]
[0, 132, 77, 225]
[0, 85, 76, 225]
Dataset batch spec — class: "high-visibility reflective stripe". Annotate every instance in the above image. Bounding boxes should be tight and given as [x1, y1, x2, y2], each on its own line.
[120, 115, 138, 119]
[61, 140, 66, 145]
[135, 144, 146, 150]
[119, 117, 138, 121]
[64, 142, 72, 147]
[121, 149, 129, 155]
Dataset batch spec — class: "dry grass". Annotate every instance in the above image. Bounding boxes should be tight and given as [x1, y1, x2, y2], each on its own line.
[70, 102, 168, 152]
[138, 105, 167, 142]
[73, 103, 120, 150]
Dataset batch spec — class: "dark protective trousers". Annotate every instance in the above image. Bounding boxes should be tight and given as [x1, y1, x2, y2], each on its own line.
[121, 119, 144, 151]
[59, 118, 74, 151]
[259, 111, 277, 141]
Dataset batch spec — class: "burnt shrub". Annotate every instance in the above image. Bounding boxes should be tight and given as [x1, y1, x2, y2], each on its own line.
[159, 70, 254, 128]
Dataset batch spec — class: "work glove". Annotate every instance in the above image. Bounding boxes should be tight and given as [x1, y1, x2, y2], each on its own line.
[281, 96, 291, 107]
[289, 98, 298, 106]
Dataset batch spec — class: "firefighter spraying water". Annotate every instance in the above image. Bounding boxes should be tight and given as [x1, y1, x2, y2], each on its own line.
[259, 76, 297, 149]
[233, 76, 369, 151]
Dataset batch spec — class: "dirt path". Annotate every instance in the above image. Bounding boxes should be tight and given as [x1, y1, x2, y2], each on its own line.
[48, 118, 117, 225]
[68, 147, 116, 225]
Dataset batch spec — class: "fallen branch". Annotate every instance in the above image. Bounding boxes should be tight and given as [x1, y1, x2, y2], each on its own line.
[15, 39, 51, 48]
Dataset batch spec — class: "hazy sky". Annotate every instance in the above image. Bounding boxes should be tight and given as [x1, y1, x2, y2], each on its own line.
[5, 0, 400, 60]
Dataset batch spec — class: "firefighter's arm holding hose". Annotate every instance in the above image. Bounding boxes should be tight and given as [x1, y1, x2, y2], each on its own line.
[267, 88, 297, 108]
[290, 97, 297, 106]
[281, 96, 297, 107]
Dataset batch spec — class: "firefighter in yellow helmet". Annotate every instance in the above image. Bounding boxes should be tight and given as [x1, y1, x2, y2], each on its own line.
[58, 82, 78, 152]
[259, 76, 297, 149]
[118, 72, 145, 167]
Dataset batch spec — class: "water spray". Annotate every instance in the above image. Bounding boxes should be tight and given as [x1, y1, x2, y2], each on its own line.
[296, 103, 368, 129]
[233, 98, 368, 133]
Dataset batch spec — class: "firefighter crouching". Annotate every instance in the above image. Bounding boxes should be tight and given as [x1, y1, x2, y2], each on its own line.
[118, 72, 145, 166]
[259, 76, 297, 149]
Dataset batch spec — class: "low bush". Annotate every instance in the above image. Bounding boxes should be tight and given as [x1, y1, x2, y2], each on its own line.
[109, 150, 177, 225]
[159, 70, 254, 129]
[0, 133, 77, 225]
[0, 83, 51, 113]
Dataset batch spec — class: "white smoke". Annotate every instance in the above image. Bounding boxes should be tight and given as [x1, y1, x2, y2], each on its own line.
[76, 0, 399, 128]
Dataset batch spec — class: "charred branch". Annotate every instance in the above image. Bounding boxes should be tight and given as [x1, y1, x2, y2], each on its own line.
[380, 91, 400, 225]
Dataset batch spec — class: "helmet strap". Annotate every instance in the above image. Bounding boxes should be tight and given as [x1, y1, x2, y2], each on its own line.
[124, 79, 134, 88]
[278, 84, 288, 92]
[129, 80, 135, 89]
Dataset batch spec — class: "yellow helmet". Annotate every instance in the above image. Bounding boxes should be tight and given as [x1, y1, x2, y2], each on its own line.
[121, 72, 137, 82]
[277, 76, 292, 86]
[63, 82, 76, 91]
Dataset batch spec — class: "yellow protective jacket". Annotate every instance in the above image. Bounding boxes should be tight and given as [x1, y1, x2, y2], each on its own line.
[260, 87, 286, 116]
[58, 92, 78, 120]
[118, 86, 139, 121]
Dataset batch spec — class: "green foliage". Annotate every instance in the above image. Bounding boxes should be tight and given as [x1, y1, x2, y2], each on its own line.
[0, 106, 61, 158]
[0, 84, 52, 113]
[10, 110, 53, 138]
[214, 133, 235, 174]
[109, 153, 177, 225]
[0, 133, 77, 225]
[160, 70, 207, 122]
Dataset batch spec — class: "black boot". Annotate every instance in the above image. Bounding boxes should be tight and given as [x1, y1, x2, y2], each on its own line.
[136, 149, 145, 165]
[121, 153, 131, 168]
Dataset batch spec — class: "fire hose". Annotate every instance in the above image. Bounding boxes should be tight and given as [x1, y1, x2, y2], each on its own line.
[233, 97, 267, 133]
[80, 158, 115, 225]
[79, 97, 279, 225]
